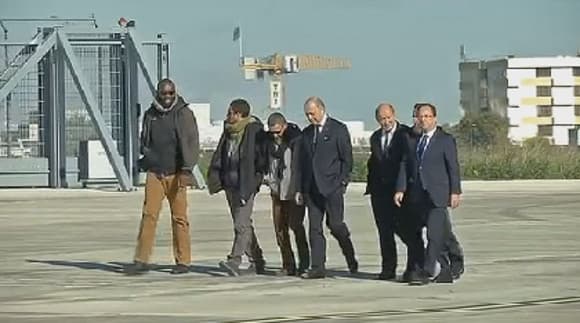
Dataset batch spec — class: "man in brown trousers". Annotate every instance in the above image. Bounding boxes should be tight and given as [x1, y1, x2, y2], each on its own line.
[126, 78, 199, 275]
[264, 112, 309, 276]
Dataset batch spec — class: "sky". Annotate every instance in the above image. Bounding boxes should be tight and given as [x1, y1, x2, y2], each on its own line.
[1, 0, 579, 127]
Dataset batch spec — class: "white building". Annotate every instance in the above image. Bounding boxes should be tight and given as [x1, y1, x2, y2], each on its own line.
[187, 103, 223, 149]
[344, 121, 373, 147]
[459, 55, 580, 145]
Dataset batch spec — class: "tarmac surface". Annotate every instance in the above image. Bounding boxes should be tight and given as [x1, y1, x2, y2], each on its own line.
[1, 180, 579, 322]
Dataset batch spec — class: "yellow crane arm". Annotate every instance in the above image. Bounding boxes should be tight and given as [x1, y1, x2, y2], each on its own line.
[296, 55, 351, 70]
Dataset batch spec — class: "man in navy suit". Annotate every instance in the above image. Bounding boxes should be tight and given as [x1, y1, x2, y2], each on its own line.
[297, 96, 358, 279]
[365, 103, 424, 281]
[395, 103, 464, 285]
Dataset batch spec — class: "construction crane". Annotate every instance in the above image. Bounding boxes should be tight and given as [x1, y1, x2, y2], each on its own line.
[233, 27, 351, 111]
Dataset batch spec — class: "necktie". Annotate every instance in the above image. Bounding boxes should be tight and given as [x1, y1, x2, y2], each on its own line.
[313, 125, 320, 150]
[382, 130, 391, 156]
[416, 134, 428, 162]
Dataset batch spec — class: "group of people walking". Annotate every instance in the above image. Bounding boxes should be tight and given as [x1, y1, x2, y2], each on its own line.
[125, 79, 465, 286]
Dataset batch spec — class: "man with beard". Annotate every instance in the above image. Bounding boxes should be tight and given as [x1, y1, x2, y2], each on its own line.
[264, 112, 309, 276]
[207, 99, 267, 276]
[126, 79, 199, 275]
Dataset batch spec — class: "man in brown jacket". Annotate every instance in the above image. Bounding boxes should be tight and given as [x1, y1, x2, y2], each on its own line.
[126, 79, 199, 275]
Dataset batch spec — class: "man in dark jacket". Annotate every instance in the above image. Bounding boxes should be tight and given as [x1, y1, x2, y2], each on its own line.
[126, 78, 199, 275]
[264, 112, 309, 276]
[298, 96, 358, 279]
[207, 99, 267, 276]
[395, 103, 464, 285]
[365, 103, 424, 281]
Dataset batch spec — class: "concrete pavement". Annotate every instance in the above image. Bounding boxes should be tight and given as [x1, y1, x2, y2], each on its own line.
[0, 181, 579, 322]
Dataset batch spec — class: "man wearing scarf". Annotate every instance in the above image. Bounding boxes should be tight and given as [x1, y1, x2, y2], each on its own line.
[264, 112, 309, 276]
[207, 99, 267, 276]
[126, 79, 199, 275]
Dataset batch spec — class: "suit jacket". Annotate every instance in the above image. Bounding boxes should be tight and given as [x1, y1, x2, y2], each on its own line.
[300, 117, 353, 197]
[396, 127, 462, 208]
[365, 122, 410, 196]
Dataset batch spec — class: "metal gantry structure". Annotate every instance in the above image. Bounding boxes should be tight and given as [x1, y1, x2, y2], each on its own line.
[0, 19, 170, 191]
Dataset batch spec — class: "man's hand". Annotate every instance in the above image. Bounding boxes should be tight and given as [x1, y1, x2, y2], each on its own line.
[450, 194, 461, 209]
[178, 171, 194, 188]
[295, 192, 304, 206]
[394, 192, 405, 208]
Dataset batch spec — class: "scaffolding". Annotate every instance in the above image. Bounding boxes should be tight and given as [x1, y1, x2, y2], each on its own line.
[0, 20, 171, 191]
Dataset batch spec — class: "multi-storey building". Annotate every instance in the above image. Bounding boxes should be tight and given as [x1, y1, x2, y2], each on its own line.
[460, 55, 580, 145]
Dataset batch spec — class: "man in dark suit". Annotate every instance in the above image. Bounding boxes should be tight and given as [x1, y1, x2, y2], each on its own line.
[297, 96, 358, 279]
[395, 103, 464, 285]
[406, 103, 465, 282]
[365, 103, 424, 281]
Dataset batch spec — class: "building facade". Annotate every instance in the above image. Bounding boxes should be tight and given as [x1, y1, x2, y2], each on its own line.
[460, 56, 580, 145]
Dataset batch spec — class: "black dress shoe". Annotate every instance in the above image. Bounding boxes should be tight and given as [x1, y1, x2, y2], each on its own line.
[124, 261, 149, 276]
[348, 260, 359, 274]
[170, 264, 189, 275]
[377, 272, 396, 281]
[219, 260, 240, 277]
[301, 269, 326, 279]
[408, 270, 430, 286]
[435, 266, 454, 283]
[400, 270, 413, 283]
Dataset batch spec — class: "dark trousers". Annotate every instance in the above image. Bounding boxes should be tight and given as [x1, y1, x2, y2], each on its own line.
[412, 189, 462, 276]
[370, 194, 397, 274]
[306, 184, 356, 271]
[441, 231, 464, 271]
[271, 195, 310, 271]
[371, 194, 425, 275]
[225, 190, 264, 266]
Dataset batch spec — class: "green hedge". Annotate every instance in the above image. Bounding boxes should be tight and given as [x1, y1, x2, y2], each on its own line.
[460, 145, 580, 180]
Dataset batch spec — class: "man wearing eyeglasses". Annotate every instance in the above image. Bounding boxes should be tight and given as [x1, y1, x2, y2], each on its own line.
[264, 112, 310, 276]
[126, 78, 199, 275]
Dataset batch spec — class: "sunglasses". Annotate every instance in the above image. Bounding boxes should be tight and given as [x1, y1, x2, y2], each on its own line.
[160, 91, 175, 96]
